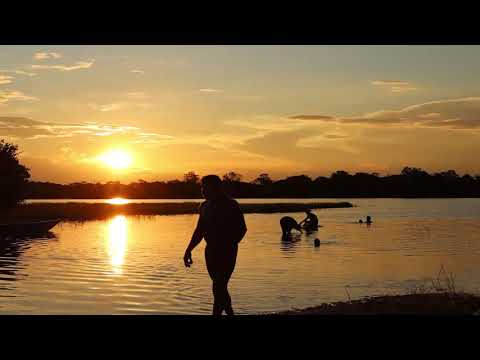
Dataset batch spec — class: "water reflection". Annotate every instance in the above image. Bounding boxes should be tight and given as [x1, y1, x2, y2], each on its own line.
[280, 233, 302, 254]
[107, 215, 128, 274]
[0, 232, 57, 290]
[106, 197, 130, 205]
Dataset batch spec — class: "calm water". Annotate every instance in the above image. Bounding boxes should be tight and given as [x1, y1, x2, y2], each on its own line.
[2, 198, 480, 314]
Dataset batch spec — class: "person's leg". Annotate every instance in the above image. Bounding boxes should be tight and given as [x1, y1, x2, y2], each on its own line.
[205, 245, 238, 317]
[205, 247, 223, 316]
[211, 280, 224, 316]
[222, 244, 238, 316]
[224, 284, 234, 316]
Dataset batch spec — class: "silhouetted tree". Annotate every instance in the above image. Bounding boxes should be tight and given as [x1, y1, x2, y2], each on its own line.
[0, 140, 31, 211]
[252, 173, 273, 185]
[183, 171, 200, 184]
[401, 167, 429, 177]
[223, 172, 242, 182]
[21, 165, 480, 199]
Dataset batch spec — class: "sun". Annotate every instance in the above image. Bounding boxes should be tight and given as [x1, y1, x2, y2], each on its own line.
[99, 150, 133, 170]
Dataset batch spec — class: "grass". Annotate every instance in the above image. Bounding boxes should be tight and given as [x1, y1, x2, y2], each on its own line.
[274, 266, 480, 315]
[1, 201, 353, 221]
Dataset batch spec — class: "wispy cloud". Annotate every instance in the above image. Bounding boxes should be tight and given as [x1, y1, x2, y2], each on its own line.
[370, 79, 417, 93]
[370, 80, 410, 86]
[0, 70, 36, 77]
[34, 52, 63, 60]
[131, 69, 145, 74]
[31, 60, 94, 71]
[0, 117, 170, 142]
[0, 75, 14, 85]
[199, 88, 222, 93]
[289, 97, 480, 130]
[0, 91, 38, 104]
[289, 115, 334, 121]
[88, 100, 152, 112]
[88, 103, 123, 112]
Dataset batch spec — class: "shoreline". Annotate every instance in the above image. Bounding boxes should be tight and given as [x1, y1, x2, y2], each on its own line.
[271, 292, 480, 315]
[3, 201, 353, 221]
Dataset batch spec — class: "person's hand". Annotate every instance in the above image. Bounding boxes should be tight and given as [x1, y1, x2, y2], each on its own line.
[184, 250, 193, 268]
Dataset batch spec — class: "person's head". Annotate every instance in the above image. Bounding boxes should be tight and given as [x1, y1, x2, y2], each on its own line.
[305, 209, 311, 215]
[201, 175, 224, 200]
[366, 215, 372, 222]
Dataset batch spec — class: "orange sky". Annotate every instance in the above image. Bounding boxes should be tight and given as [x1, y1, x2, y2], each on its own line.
[1, 45, 480, 183]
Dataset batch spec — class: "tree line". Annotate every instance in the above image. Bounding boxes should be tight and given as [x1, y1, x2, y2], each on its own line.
[25, 168, 480, 199]
[2, 139, 480, 208]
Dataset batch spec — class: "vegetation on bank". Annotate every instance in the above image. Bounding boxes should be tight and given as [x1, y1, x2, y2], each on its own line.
[0, 140, 30, 211]
[3, 201, 353, 221]
[274, 292, 480, 315]
[26, 168, 480, 199]
[275, 266, 480, 315]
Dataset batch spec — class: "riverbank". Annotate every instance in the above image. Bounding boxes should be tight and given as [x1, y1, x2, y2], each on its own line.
[273, 292, 480, 315]
[2, 201, 352, 221]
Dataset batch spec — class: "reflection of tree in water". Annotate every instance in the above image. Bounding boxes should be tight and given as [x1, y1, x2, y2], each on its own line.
[280, 233, 302, 253]
[0, 232, 57, 292]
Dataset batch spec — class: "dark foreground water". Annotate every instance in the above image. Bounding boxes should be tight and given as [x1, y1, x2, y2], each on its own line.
[1, 198, 480, 314]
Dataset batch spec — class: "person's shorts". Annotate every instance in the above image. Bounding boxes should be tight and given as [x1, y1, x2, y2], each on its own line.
[204, 244, 238, 282]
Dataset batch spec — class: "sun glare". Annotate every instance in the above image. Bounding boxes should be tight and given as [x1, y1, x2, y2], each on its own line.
[107, 197, 130, 205]
[99, 150, 132, 170]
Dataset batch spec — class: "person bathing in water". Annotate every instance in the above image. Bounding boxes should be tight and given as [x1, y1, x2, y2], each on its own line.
[183, 175, 247, 316]
[299, 209, 319, 230]
[280, 216, 302, 237]
[359, 216, 373, 224]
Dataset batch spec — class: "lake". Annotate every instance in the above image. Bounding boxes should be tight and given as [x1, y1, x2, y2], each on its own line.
[2, 198, 480, 314]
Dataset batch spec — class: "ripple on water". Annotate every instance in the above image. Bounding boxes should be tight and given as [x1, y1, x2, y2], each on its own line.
[1, 201, 480, 314]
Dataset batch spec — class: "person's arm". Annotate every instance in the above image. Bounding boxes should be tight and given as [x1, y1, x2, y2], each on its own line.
[184, 210, 205, 267]
[298, 217, 307, 226]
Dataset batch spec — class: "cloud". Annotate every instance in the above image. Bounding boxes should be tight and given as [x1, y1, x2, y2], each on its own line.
[88, 100, 152, 112]
[131, 69, 145, 74]
[0, 70, 36, 77]
[129, 132, 175, 144]
[0, 90, 38, 104]
[288, 97, 480, 130]
[370, 79, 417, 93]
[0, 117, 170, 143]
[199, 88, 222, 93]
[88, 103, 123, 112]
[0, 75, 13, 85]
[289, 115, 334, 120]
[34, 52, 63, 60]
[370, 80, 410, 86]
[31, 60, 94, 71]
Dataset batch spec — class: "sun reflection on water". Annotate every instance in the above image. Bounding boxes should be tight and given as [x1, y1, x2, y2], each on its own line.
[107, 215, 128, 274]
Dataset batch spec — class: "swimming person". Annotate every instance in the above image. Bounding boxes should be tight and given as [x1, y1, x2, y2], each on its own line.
[183, 175, 247, 316]
[280, 216, 302, 236]
[366, 215, 372, 224]
[299, 209, 319, 230]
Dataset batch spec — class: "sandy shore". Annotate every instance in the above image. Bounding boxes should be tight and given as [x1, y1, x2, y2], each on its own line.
[3, 201, 353, 221]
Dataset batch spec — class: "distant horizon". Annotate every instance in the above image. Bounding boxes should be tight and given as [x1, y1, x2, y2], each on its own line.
[26, 166, 480, 185]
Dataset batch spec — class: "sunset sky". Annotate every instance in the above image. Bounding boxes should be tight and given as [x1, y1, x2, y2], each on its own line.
[1, 45, 480, 183]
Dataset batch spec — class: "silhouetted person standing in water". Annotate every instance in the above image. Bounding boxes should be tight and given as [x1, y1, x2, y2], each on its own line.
[184, 175, 247, 316]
